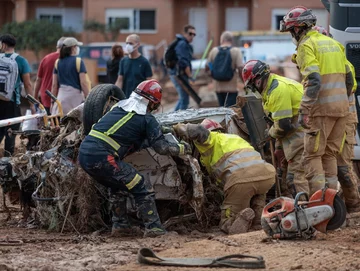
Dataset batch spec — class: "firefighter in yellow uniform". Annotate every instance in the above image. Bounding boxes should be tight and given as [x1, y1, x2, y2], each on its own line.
[280, 7, 354, 196]
[242, 60, 309, 198]
[173, 119, 275, 234]
[312, 26, 360, 212]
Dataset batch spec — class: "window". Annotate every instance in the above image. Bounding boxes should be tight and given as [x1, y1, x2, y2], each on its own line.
[105, 9, 156, 32]
[275, 15, 284, 31]
[36, 8, 83, 32]
[39, 14, 63, 25]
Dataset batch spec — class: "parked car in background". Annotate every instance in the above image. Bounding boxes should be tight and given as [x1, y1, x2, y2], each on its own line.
[79, 42, 156, 83]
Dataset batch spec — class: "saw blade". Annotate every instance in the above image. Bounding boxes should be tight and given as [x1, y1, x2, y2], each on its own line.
[326, 194, 347, 231]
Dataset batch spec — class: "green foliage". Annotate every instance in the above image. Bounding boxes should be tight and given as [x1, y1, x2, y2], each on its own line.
[1, 20, 67, 60]
[84, 20, 106, 33]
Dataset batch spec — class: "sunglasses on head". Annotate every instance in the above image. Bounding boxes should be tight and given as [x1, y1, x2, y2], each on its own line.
[188, 32, 196, 37]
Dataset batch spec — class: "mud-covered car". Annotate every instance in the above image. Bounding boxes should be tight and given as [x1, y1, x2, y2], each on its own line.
[0, 84, 268, 232]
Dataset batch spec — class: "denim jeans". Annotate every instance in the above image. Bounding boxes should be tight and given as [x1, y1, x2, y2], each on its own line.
[170, 75, 189, 111]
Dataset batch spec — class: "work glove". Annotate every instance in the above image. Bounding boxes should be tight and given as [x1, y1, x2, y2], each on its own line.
[264, 128, 272, 141]
[161, 125, 174, 134]
[298, 114, 310, 129]
[179, 140, 192, 155]
[173, 123, 189, 139]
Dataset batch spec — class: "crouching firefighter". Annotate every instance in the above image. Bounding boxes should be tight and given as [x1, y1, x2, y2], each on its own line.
[78, 79, 192, 237]
[242, 60, 309, 198]
[173, 119, 275, 234]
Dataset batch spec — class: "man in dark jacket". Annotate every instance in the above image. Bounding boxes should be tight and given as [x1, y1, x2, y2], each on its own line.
[170, 25, 195, 111]
[78, 79, 192, 237]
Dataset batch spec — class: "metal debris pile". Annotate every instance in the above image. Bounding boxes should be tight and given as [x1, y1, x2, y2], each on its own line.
[1, 117, 109, 233]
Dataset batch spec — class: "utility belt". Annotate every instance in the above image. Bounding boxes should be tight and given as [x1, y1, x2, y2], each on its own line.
[89, 129, 121, 151]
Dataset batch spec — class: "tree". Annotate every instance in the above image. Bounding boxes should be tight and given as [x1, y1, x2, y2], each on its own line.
[1, 20, 70, 61]
[84, 19, 128, 42]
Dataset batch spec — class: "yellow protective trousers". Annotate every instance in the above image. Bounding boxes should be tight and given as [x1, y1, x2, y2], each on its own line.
[337, 122, 360, 208]
[303, 116, 347, 196]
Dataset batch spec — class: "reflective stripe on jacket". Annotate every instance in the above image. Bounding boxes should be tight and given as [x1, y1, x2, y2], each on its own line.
[337, 41, 357, 124]
[194, 132, 275, 190]
[348, 63, 358, 124]
[296, 30, 349, 117]
[262, 74, 304, 139]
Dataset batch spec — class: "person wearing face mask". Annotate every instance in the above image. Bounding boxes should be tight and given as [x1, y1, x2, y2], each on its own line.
[79, 79, 192, 237]
[51, 37, 90, 115]
[115, 34, 153, 98]
[280, 6, 354, 196]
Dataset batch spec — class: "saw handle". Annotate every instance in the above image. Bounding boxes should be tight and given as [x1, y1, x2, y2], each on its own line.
[294, 192, 309, 208]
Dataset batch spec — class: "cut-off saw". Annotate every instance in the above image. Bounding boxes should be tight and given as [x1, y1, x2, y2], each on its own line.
[261, 188, 346, 239]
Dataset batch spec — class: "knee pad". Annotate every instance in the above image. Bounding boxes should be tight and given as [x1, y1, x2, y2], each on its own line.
[337, 166, 353, 188]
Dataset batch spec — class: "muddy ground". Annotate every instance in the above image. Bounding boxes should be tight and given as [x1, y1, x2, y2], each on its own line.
[1, 208, 360, 271]
[2, 77, 360, 271]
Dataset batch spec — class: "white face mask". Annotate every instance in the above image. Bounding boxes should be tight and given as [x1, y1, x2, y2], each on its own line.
[75, 46, 80, 55]
[125, 44, 134, 54]
[292, 37, 298, 46]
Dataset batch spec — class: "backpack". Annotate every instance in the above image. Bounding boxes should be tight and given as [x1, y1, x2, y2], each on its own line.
[164, 37, 180, 69]
[0, 53, 19, 101]
[55, 57, 92, 91]
[211, 47, 234, 81]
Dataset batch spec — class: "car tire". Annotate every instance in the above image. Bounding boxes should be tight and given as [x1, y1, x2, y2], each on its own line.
[83, 84, 126, 135]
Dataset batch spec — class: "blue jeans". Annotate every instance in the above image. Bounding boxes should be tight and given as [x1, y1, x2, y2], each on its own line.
[170, 75, 189, 111]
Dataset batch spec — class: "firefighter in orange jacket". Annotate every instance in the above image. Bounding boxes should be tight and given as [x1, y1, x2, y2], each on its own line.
[280, 6, 354, 196]
[173, 119, 275, 234]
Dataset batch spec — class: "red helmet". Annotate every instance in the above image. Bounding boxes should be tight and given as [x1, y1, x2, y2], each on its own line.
[242, 60, 270, 92]
[280, 6, 317, 32]
[313, 25, 333, 38]
[134, 79, 162, 106]
[200, 119, 223, 131]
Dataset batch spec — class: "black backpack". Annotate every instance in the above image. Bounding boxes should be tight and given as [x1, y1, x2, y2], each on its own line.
[164, 37, 180, 69]
[211, 47, 234, 81]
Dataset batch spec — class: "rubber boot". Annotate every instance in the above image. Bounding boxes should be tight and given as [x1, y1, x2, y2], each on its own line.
[338, 166, 360, 213]
[227, 208, 255, 235]
[109, 193, 131, 236]
[137, 195, 166, 238]
[250, 194, 266, 230]
[309, 174, 326, 197]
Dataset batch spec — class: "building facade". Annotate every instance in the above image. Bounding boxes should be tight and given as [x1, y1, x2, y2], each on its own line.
[3, 0, 327, 59]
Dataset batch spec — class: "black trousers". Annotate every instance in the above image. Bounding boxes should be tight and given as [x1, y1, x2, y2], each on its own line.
[0, 100, 21, 156]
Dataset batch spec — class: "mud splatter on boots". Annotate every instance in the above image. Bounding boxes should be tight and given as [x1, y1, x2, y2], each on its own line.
[137, 194, 166, 238]
[109, 192, 132, 236]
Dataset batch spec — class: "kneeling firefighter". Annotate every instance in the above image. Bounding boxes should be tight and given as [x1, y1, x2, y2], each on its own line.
[173, 119, 275, 234]
[78, 79, 192, 237]
[242, 60, 309, 198]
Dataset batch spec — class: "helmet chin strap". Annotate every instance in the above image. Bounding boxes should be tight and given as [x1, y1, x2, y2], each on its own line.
[292, 27, 309, 42]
